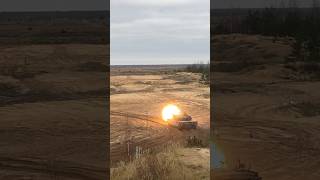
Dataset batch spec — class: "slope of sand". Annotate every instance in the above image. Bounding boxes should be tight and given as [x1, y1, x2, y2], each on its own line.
[0, 44, 108, 179]
[213, 34, 320, 180]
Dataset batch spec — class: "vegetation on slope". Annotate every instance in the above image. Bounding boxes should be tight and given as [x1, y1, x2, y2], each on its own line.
[184, 62, 210, 84]
[111, 143, 209, 180]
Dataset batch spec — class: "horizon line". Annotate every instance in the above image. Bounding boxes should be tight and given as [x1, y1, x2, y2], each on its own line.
[111, 63, 209, 66]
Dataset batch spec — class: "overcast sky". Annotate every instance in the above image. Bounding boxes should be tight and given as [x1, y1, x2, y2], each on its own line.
[211, 0, 315, 9]
[111, 0, 210, 65]
[0, 0, 109, 11]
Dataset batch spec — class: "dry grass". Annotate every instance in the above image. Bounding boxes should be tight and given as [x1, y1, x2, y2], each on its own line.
[111, 143, 208, 180]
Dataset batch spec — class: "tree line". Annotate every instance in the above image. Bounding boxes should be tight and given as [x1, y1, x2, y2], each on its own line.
[213, 1, 320, 62]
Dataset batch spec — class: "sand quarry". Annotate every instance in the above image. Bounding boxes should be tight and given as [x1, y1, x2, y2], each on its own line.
[0, 44, 108, 179]
[110, 66, 210, 165]
[212, 34, 320, 180]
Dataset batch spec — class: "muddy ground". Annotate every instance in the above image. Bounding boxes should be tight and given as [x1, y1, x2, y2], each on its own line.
[110, 66, 210, 166]
[212, 34, 320, 180]
[0, 12, 109, 180]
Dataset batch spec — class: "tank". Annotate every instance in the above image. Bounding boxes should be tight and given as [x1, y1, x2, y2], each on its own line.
[167, 112, 198, 130]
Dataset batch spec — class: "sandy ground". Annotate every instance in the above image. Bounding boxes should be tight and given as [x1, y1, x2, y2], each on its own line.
[213, 34, 320, 180]
[0, 44, 108, 179]
[110, 67, 210, 165]
[178, 147, 210, 179]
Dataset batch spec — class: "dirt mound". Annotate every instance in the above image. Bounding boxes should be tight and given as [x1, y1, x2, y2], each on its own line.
[213, 34, 292, 64]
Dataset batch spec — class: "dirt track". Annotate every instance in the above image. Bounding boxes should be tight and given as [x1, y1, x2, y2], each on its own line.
[110, 68, 210, 165]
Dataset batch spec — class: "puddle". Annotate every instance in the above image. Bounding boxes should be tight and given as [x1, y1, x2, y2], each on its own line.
[211, 142, 225, 169]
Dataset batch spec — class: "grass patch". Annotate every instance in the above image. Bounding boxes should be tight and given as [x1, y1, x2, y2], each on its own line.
[111, 143, 209, 180]
[283, 62, 320, 80]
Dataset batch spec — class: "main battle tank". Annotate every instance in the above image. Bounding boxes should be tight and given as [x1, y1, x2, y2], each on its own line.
[167, 113, 197, 130]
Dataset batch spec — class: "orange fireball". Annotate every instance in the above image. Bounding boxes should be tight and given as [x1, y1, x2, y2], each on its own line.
[162, 104, 181, 121]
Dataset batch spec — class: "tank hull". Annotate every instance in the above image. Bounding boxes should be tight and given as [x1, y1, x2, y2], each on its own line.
[168, 120, 198, 130]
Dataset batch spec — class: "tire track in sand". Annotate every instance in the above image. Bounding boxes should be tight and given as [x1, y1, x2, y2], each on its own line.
[0, 157, 106, 180]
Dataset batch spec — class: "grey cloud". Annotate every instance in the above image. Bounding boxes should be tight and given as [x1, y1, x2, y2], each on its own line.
[111, 0, 210, 65]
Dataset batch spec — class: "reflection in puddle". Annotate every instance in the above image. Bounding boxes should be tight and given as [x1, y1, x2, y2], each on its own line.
[211, 142, 225, 169]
